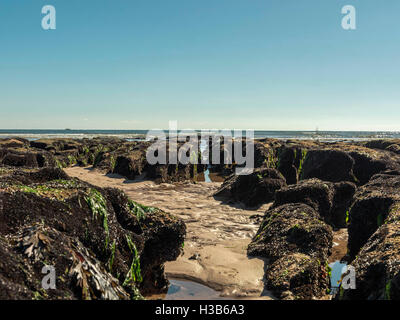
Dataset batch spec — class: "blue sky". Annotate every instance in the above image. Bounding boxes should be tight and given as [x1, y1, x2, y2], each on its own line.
[0, 0, 399, 130]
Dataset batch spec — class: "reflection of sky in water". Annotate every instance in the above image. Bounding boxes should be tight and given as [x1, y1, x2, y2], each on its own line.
[329, 261, 347, 293]
[166, 279, 228, 300]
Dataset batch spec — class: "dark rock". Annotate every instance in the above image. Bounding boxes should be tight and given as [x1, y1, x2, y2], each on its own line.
[364, 139, 400, 155]
[275, 147, 299, 185]
[248, 203, 332, 261]
[341, 203, 400, 300]
[0, 148, 56, 168]
[274, 179, 356, 228]
[347, 174, 400, 259]
[207, 138, 277, 176]
[0, 167, 186, 299]
[0, 138, 29, 148]
[300, 149, 356, 183]
[113, 152, 147, 180]
[331, 181, 357, 228]
[214, 168, 287, 207]
[248, 202, 332, 300]
[348, 151, 391, 185]
[274, 179, 335, 223]
[265, 253, 330, 300]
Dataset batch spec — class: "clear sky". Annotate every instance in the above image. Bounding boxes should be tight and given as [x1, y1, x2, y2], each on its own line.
[0, 0, 399, 131]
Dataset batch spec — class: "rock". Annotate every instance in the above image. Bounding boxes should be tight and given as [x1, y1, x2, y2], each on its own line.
[248, 203, 333, 261]
[248, 202, 332, 300]
[329, 143, 400, 185]
[347, 174, 400, 259]
[348, 150, 392, 185]
[0, 167, 186, 299]
[104, 187, 186, 295]
[265, 253, 330, 300]
[274, 179, 356, 228]
[300, 149, 356, 183]
[0, 138, 29, 148]
[207, 138, 278, 176]
[276, 141, 400, 186]
[113, 152, 147, 180]
[364, 139, 400, 155]
[274, 179, 334, 224]
[273, 140, 320, 185]
[0, 167, 69, 185]
[30, 138, 82, 152]
[214, 168, 287, 207]
[331, 181, 357, 228]
[0, 148, 56, 168]
[386, 144, 400, 154]
[340, 203, 400, 300]
[275, 147, 299, 185]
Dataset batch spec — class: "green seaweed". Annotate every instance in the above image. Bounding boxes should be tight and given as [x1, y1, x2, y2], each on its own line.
[84, 188, 109, 248]
[326, 261, 332, 278]
[265, 149, 278, 169]
[385, 280, 392, 300]
[110, 155, 116, 172]
[297, 150, 308, 180]
[128, 199, 157, 221]
[55, 159, 64, 169]
[345, 210, 350, 224]
[124, 235, 143, 286]
[67, 155, 77, 166]
[108, 240, 116, 273]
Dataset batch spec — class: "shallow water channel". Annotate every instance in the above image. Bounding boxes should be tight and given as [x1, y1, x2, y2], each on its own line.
[165, 279, 229, 300]
[329, 260, 347, 294]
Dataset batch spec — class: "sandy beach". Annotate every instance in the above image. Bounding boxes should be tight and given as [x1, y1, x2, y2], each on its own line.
[65, 166, 275, 299]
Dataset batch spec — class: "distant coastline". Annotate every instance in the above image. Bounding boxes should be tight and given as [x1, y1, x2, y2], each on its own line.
[1, 129, 400, 142]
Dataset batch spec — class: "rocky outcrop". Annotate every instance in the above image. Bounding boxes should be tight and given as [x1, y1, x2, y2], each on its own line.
[331, 181, 357, 228]
[272, 141, 400, 186]
[110, 144, 149, 180]
[0, 147, 56, 168]
[207, 138, 282, 177]
[248, 203, 332, 299]
[340, 203, 400, 300]
[326, 143, 400, 185]
[300, 149, 357, 183]
[0, 138, 29, 148]
[274, 179, 356, 228]
[248, 203, 332, 260]
[364, 139, 400, 155]
[265, 253, 331, 300]
[214, 168, 287, 207]
[30, 137, 128, 168]
[1, 137, 206, 183]
[347, 174, 400, 259]
[275, 146, 306, 185]
[0, 167, 186, 299]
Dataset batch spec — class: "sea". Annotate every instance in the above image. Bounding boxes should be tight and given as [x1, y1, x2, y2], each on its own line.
[1, 129, 400, 142]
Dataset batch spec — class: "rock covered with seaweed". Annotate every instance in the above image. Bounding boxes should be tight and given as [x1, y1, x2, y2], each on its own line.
[0, 166, 185, 300]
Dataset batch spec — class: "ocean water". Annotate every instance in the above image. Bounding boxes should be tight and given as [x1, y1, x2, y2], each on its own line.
[1, 129, 400, 141]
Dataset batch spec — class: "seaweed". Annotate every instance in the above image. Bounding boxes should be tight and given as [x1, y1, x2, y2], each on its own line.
[128, 199, 157, 221]
[123, 235, 143, 286]
[297, 150, 308, 180]
[84, 188, 110, 248]
[108, 239, 116, 273]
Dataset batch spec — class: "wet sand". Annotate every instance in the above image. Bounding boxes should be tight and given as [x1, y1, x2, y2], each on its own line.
[65, 166, 274, 299]
[329, 228, 348, 263]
